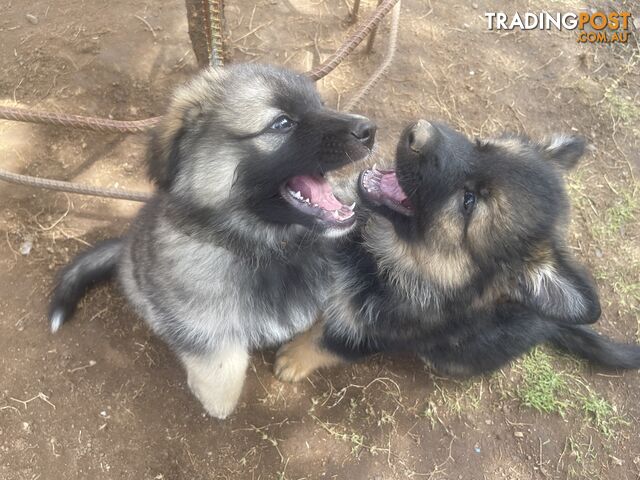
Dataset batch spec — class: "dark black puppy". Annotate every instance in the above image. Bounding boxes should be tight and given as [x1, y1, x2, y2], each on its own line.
[275, 120, 640, 381]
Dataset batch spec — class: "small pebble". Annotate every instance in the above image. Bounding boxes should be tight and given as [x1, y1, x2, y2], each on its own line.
[610, 455, 624, 466]
[26, 14, 38, 25]
[19, 240, 32, 256]
[514, 431, 524, 438]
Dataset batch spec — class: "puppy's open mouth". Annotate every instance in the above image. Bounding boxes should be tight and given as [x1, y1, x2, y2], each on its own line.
[359, 166, 414, 216]
[280, 175, 356, 227]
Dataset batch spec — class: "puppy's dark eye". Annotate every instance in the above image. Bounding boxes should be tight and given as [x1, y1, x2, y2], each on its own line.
[463, 191, 476, 212]
[270, 115, 295, 132]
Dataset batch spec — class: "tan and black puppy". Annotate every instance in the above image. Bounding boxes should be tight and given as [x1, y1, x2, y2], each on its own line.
[49, 64, 376, 418]
[275, 120, 640, 381]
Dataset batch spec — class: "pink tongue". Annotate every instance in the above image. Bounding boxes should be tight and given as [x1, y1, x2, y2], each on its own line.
[380, 172, 408, 202]
[288, 175, 344, 210]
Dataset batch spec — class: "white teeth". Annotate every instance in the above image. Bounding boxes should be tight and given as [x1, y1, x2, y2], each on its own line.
[313, 203, 318, 207]
[304, 198, 310, 204]
[290, 190, 303, 200]
[348, 202, 356, 210]
[333, 210, 340, 219]
[372, 163, 377, 171]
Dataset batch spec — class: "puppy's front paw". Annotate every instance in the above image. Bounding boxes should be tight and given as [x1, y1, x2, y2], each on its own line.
[182, 346, 249, 419]
[188, 376, 239, 419]
[274, 341, 317, 382]
[275, 329, 345, 382]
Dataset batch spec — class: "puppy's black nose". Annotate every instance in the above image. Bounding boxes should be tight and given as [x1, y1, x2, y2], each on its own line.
[351, 119, 377, 149]
[409, 119, 439, 152]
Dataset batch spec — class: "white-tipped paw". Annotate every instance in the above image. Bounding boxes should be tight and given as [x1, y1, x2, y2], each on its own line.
[182, 346, 249, 419]
[187, 376, 238, 419]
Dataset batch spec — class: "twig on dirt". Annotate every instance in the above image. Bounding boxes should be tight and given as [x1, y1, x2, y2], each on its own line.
[0, 405, 21, 415]
[232, 21, 273, 44]
[181, 438, 196, 467]
[602, 175, 619, 195]
[68, 359, 97, 373]
[311, 413, 391, 455]
[595, 372, 624, 378]
[312, 29, 322, 72]
[316, 375, 336, 407]
[427, 436, 456, 479]
[490, 74, 525, 95]
[538, 437, 549, 478]
[50, 438, 61, 457]
[557, 436, 569, 472]
[10, 392, 56, 410]
[234, 418, 290, 433]
[172, 49, 192, 71]
[245, 5, 257, 46]
[280, 456, 291, 478]
[88, 307, 108, 323]
[328, 376, 402, 408]
[418, 0, 433, 20]
[505, 417, 533, 427]
[5, 230, 19, 259]
[13, 77, 24, 103]
[134, 15, 156, 39]
[534, 51, 564, 72]
[233, 45, 264, 58]
[245, 423, 286, 463]
[35, 194, 71, 231]
[249, 360, 271, 398]
[14, 312, 30, 330]
[506, 103, 526, 132]
[57, 228, 92, 247]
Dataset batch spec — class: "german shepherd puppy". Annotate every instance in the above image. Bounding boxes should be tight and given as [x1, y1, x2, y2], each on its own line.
[275, 120, 640, 382]
[49, 64, 376, 418]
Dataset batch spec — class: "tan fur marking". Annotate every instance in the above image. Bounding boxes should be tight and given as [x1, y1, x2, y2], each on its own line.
[274, 318, 344, 382]
[468, 190, 513, 253]
[365, 214, 473, 298]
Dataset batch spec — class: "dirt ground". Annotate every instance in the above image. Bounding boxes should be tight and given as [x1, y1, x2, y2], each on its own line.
[1, 0, 639, 479]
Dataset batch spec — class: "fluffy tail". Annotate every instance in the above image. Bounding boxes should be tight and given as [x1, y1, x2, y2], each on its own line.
[550, 324, 640, 369]
[49, 238, 122, 332]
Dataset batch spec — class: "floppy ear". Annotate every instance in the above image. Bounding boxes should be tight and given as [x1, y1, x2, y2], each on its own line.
[537, 135, 586, 171]
[147, 95, 207, 190]
[517, 248, 601, 324]
[147, 69, 221, 189]
[147, 113, 186, 190]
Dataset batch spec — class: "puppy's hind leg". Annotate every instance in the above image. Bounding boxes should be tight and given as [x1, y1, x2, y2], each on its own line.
[181, 344, 249, 419]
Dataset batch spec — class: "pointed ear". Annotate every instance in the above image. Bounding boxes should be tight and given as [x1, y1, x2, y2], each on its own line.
[517, 247, 601, 324]
[537, 135, 586, 171]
